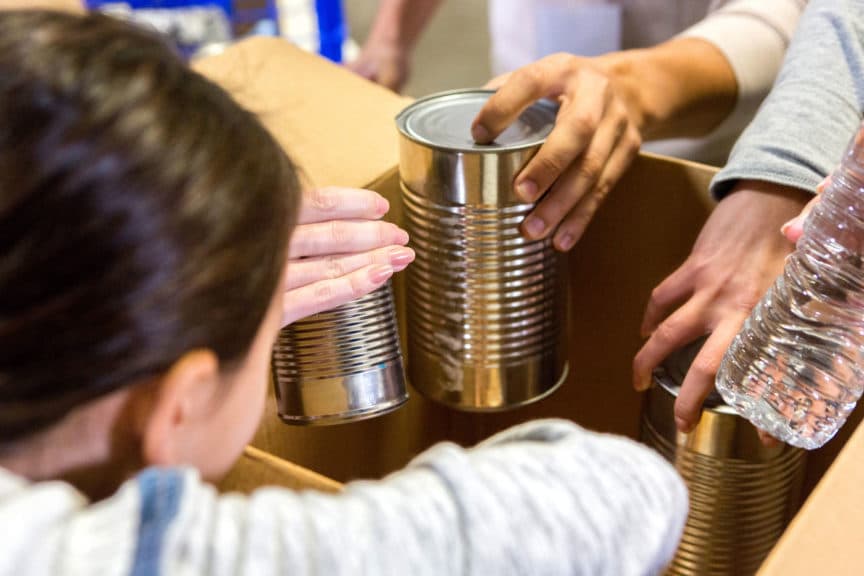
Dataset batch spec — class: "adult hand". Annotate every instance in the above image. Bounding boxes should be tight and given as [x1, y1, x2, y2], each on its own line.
[282, 187, 414, 326]
[346, 38, 410, 92]
[471, 37, 737, 252]
[633, 181, 811, 433]
[471, 53, 643, 252]
[344, 0, 441, 92]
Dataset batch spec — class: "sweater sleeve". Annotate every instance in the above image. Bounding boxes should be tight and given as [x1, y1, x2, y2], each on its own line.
[166, 419, 688, 576]
[710, 0, 864, 198]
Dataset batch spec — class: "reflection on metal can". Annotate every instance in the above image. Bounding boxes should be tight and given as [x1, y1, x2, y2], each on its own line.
[396, 89, 569, 411]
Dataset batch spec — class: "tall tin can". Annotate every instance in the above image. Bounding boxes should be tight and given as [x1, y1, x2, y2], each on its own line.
[643, 338, 806, 575]
[396, 89, 569, 410]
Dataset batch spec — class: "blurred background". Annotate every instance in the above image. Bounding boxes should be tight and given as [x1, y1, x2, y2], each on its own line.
[344, 0, 490, 97]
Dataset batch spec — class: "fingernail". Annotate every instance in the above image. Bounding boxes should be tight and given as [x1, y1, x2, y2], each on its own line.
[634, 373, 652, 392]
[555, 232, 575, 252]
[390, 225, 409, 245]
[781, 216, 799, 230]
[370, 264, 394, 284]
[472, 123, 491, 143]
[516, 179, 538, 202]
[781, 217, 803, 239]
[389, 247, 415, 269]
[376, 196, 390, 215]
[522, 215, 546, 238]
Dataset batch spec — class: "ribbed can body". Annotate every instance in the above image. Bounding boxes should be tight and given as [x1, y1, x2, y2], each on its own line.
[397, 89, 568, 410]
[644, 340, 805, 575]
[272, 283, 407, 424]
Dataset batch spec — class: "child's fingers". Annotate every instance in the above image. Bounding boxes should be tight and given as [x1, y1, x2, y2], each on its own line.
[298, 187, 390, 224]
[282, 263, 396, 326]
[288, 220, 409, 259]
[284, 246, 414, 290]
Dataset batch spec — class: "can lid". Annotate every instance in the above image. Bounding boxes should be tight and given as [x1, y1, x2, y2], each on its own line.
[652, 335, 732, 413]
[396, 89, 557, 152]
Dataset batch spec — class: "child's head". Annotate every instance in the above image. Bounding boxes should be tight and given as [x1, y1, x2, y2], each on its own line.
[0, 10, 298, 493]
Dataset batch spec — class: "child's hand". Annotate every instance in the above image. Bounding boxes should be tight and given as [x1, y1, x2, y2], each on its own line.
[281, 187, 414, 327]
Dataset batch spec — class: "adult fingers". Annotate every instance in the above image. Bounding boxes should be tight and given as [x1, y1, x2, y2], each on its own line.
[284, 246, 415, 290]
[288, 220, 409, 259]
[673, 317, 747, 432]
[632, 297, 711, 392]
[483, 71, 511, 90]
[549, 124, 641, 251]
[282, 263, 395, 326]
[781, 193, 822, 243]
[519, 96, 623, 242]
[471, 54, 568, 143]
[640, 265, 696, 338]
[298, 187, 390, 225]
[514, 80, 612, 207]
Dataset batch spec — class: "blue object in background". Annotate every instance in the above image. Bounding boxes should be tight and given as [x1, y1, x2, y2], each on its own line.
[86, 0, 346, 63]
[84, 1, 280, 37]
[315, 0, 345, 63]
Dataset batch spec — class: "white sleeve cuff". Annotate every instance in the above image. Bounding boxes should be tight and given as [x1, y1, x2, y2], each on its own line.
[679, 0, 805, 141]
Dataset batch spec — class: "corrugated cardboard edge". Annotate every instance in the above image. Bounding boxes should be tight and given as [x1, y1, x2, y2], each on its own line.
[758, 422, 864, 575]
[219, 446, 343, 494]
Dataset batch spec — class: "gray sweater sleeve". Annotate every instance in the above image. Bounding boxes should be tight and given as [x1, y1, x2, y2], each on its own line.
[711, 0, 864, 198]
[170, 420, 688, 576]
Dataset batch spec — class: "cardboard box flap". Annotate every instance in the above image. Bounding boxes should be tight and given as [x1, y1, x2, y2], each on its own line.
[219, 446, 343, 494]
[193, 38, 412, 190]
[758, 420, 864, 575]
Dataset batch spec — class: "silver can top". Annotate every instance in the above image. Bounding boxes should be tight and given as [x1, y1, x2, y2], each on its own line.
[652, 335, 731, 412]
[396, 89, 557, 152]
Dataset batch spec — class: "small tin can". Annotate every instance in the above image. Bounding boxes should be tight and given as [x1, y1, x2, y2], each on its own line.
[396, 89, 569, 411]
[271, 283, 408, 425]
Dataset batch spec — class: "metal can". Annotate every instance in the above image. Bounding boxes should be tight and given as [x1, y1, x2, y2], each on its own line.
[396, 89, 569, 411]
[271, 283, 408, 425]
[643, 337, 806, 575]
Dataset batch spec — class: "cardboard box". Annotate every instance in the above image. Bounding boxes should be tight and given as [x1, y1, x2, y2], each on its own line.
[2, 3, 853, 568]
[193, 38, 864, 574]
[0, 4, 841, 562]
[219, 446, 342, 494]
[191, 38, 721, 481]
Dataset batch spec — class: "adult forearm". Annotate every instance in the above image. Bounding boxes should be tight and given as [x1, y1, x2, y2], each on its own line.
[365, 0, 443, 51]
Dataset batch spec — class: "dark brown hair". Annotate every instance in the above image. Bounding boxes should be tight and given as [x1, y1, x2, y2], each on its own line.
[0, 11, 299, 442]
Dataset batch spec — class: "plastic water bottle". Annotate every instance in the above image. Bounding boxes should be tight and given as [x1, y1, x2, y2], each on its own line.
[716, 122, 864, 450]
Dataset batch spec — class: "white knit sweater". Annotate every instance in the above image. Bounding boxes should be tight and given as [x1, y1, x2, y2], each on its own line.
[0, 419, 687, 575]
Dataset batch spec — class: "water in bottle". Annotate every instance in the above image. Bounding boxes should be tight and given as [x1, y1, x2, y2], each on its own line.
[716, 123, 864, 449]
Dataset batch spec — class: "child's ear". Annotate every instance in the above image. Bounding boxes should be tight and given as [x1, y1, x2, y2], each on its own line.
[140, 349, 220, 468]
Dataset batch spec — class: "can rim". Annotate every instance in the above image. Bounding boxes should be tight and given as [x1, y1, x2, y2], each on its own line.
[395, 88, 558, 153]
[652, 366, 736, 415]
